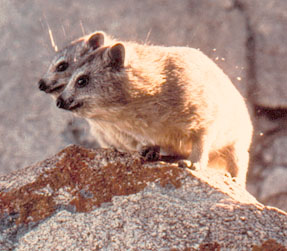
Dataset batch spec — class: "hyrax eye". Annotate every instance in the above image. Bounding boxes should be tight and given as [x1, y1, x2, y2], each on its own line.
[76, 75, 89, 88]
[56, 62, 69, 72]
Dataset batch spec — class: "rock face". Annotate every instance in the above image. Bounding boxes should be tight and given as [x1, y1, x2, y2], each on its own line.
[240, 0, 287, 108]
[0, 0, 287, 213]
[0, 146, 287, 250]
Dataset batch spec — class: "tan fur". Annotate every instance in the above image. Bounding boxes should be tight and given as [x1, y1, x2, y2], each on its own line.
[57, 38, 253, 187]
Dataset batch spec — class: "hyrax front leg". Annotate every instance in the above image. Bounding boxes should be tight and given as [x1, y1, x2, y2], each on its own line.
[188, 130, 211, 170]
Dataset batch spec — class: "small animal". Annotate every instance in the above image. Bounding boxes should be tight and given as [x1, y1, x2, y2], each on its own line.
[38, 31, 112, 98]
[55, 37, 253, 187]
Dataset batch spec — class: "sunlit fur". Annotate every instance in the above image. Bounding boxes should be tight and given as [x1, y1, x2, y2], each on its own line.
[39, 31, 114, 98]
[59, 39, 253, 187]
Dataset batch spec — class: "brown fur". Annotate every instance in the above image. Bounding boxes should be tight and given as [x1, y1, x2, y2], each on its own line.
[57, 38, 253, 187]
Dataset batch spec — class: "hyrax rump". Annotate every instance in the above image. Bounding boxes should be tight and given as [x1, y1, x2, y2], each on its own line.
[56, 39, 253, 187]
[38, 31, 113, 98]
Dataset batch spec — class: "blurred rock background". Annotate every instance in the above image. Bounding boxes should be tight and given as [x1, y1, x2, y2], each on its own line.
[0, 0, 286, 210]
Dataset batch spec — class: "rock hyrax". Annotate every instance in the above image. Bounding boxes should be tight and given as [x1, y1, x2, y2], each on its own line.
[38, 31, 112, 98]
[56, 38, 253, 187]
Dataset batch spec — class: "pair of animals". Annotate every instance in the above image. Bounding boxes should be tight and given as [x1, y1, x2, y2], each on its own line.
[38, 31, 253, 187]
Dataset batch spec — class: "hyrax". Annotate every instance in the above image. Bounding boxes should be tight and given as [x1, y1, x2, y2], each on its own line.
[56, 39, 253, 187]
[38, 31, 113, 98]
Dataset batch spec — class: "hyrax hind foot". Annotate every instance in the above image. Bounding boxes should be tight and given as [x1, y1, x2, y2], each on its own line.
[140, 145, 160, 161]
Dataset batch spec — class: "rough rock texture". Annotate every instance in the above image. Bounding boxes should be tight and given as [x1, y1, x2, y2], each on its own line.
[0, 0, 287, 212]
[240, 0, 287, 108]
[0, 146, 287, 250]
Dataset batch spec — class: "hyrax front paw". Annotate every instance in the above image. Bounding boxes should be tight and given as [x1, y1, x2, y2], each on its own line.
[140, 145, 160, 161]
[177, 160, 192, 169]
[177, 160, 200, 170]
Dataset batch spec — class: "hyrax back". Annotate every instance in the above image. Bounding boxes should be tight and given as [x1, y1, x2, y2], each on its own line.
[38, 31, 113, 98]
[57, 39, 253, 187]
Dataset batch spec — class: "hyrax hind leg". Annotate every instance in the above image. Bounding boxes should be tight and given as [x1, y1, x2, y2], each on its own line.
[220, 144, 249, 187]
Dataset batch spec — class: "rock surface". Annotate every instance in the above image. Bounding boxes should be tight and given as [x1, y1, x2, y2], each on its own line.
[0, 0, 287, 213]
[0, 145, 286, 250]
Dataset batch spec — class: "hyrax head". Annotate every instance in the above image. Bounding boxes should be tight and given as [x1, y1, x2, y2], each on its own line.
[56, 43, 127, 118]
[38, 32, 105, 98]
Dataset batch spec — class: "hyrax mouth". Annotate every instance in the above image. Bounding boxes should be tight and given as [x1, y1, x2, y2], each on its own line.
[56, 95, 84, 111]
[69, 102, 83, 111]
[48, 84, 66, 94]
[38, 79, 65, 94]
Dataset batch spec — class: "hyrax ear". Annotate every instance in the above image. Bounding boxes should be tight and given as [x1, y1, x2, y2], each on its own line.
[108, 43, 125, 70]
[87, 32, 105, 50]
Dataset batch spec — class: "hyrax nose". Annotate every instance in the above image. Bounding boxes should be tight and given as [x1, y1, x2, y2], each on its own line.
[38, 79, 48, 91]
[56, 96, 74, 110]
[56, 96, 65, 109]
